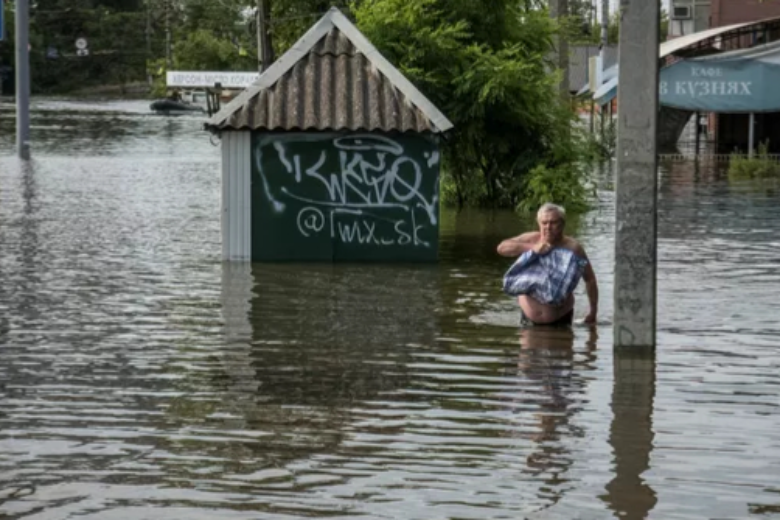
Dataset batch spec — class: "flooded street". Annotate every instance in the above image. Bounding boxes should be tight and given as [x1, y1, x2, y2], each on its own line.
[1, 98, 779, 519]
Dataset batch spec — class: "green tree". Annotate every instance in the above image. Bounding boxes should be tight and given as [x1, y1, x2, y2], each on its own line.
[563, 5, 670, 45]
[267, 0, 352, 57]
[173, 29, 245, 70]
[0, 0, 152, 93]
[0, 1, 15, 67]
[353, 0, 595, 211]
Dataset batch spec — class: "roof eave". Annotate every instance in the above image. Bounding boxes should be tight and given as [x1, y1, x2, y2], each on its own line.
[206, 7, 454, 134]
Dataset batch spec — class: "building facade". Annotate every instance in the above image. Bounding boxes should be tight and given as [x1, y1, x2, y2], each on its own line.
[668, 0, 712, 37]
[668, 1, 780, 154]
[712, 0, 780, 27]
[670, 0, 780, 37]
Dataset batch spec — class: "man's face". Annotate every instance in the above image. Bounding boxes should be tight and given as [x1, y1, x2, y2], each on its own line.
[538, 211, 564, 243]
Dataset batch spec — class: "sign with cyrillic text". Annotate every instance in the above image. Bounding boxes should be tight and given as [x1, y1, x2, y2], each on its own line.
[660, 59, 780, 112]
[166, 71, 260, 89]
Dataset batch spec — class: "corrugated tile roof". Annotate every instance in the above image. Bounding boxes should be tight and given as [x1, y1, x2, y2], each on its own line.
[207, 8, 453, 133]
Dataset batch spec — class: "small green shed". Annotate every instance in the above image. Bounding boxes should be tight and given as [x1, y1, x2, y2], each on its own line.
[205, 7, 453, 262]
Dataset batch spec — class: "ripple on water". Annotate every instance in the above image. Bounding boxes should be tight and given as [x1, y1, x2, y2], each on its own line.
[1, 101, 780, 519]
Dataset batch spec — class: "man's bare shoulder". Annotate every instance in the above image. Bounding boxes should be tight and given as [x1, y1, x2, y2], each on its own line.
[561, 236, 587, 257]
[513, 230, 541, 242]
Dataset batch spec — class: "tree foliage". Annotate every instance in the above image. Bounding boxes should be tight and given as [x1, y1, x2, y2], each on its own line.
[561, 2, 669, 46]
[0, 0, 602, 212]
[0, 0, 258, 94]
[353, 0, 596, 212]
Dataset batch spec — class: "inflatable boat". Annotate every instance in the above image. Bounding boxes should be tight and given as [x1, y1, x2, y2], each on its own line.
[149, 99, 205, 115]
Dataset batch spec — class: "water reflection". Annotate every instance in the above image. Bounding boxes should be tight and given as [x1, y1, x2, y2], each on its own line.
[214, 262, 441, 479]
[1, 160, 41, 332]
[601, 349, 657, 520]
[516, 326, 598, 513]
[2, 99, 780, 519]
[246, 262, 440, 404]
[0, 99, 209, 157]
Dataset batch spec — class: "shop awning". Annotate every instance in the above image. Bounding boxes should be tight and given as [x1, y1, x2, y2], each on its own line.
[587, 16, 780, 110]
[582, 19, 759, 101]
[595, 41, 780, 111]
[660, 41, 780, 112]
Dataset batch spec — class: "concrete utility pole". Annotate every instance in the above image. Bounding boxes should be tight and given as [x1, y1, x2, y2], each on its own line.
[146, 0, 153, 86]
[257, 0, 274, 73]
[614, 0, 660, 348]
[16, 0, 31, 160]
[257, 0, 273, 72]
[165, 0, 172, 69]
[600, 0, 609, 48]
[597, 0, 608, 88]
[550, 0, 570, 98]
[256, 0, 264, 72]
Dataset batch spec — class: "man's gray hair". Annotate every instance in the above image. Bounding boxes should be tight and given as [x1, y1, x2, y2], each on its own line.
[537, 202, 566, 222]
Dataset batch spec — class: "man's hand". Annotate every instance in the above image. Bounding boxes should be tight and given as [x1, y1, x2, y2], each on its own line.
[572, 241, 599, 327]
[532, 241, 552, 255]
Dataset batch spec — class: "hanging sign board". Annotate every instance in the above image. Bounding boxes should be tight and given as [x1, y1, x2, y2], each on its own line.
[0, 0, 5, 42]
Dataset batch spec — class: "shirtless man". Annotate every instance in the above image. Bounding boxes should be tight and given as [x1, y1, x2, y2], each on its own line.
[497, 203, 598, 325]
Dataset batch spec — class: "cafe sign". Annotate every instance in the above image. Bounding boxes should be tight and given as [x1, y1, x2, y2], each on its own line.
[660, 58, 780, 113]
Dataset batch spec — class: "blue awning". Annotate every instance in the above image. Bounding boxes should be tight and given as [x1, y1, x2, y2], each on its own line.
[577, 63, 619, 98]
[660, 42, 780, 112]
[594, 76, 618, 106]
[595, 40, 780, 113]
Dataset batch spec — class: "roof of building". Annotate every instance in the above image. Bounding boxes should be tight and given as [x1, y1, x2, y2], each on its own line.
[206, 8, 453, 134]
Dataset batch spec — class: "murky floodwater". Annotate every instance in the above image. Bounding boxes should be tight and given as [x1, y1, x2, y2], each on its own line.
[1, 98, 779, 520]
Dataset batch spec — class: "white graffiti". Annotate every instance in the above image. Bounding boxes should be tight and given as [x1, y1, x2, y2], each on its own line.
[424, 150, 440, 168]
[296, 207, 325, 237]
[295, 206, 429, 247]
[257, 134, 439, 248]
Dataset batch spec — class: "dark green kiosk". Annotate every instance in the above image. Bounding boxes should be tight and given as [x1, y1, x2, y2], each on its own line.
[206, 7, 454, 262]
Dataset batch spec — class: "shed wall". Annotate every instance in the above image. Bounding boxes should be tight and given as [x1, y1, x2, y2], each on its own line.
[221, 131, 252, 260]
[250, 131, 441, 262]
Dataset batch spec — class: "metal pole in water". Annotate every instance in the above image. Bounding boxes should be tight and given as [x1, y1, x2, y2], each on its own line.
[15, 0, 31, 160]
[748, 112, 755, 158]
[614, 0, 660, 349]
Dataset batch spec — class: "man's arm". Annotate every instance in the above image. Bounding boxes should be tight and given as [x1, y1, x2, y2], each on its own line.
[497, 231, 541, 257]
[571, 241, 598, 323]
[582, 262, 599, 324]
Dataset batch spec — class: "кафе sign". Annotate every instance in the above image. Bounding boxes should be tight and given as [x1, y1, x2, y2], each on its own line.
[660, 58, 780, 112]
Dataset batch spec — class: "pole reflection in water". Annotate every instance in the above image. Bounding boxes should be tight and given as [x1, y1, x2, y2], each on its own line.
[4, 160, 41, 333]
[601, 348, 657, 520]
[516, 325, 598, 513]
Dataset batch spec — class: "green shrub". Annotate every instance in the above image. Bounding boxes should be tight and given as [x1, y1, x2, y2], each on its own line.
[515, 162, 595, 215]
[728, 141, 780, 180]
